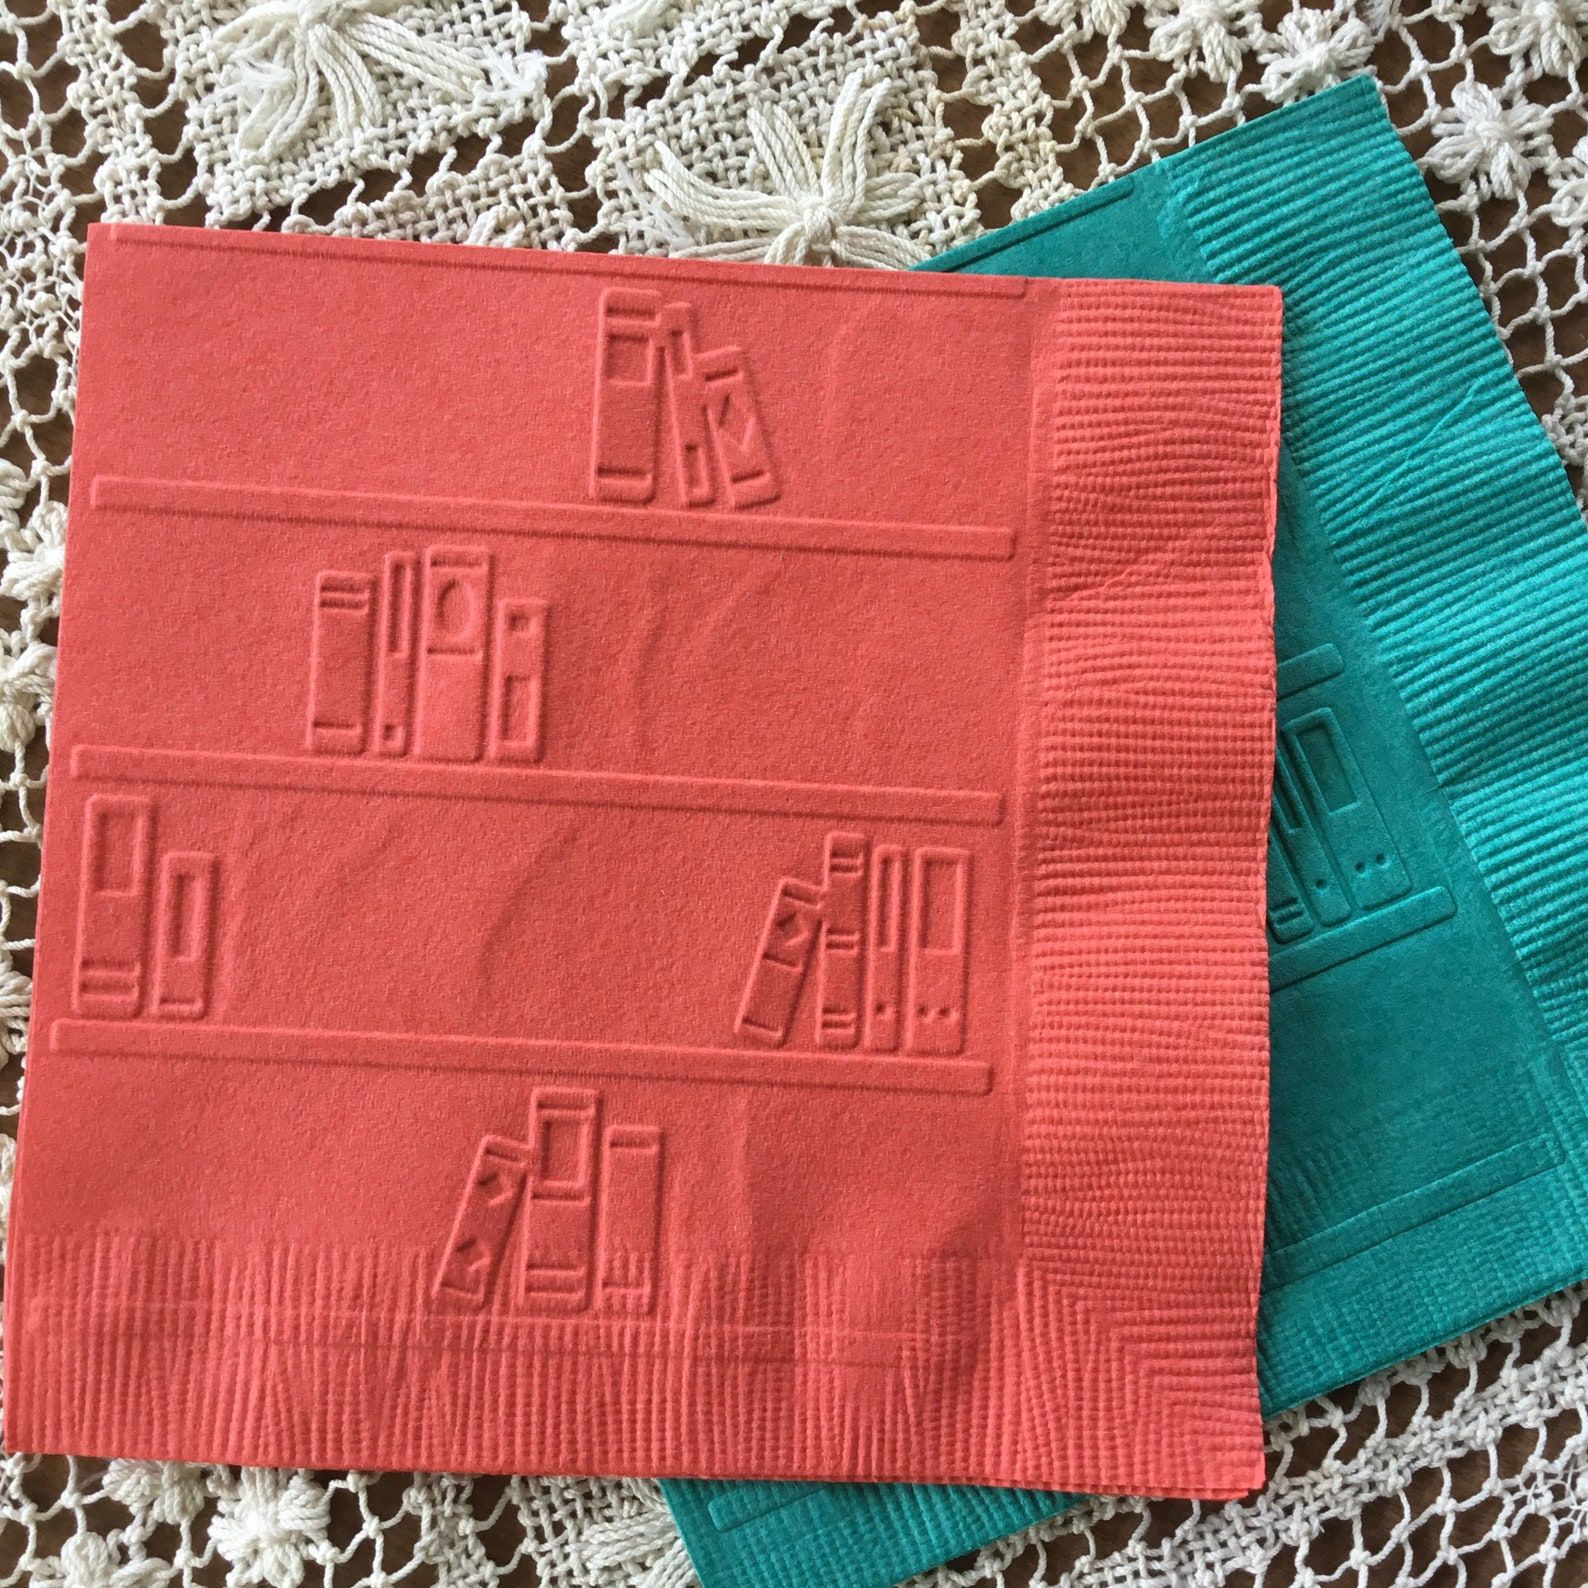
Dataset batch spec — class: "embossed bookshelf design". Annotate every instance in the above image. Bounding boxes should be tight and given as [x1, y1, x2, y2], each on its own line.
[73, 793, 219, 1023]
[72, 376, 1006, 1099]
[309, 543, 546, 766]
[736, 831, 972, 1058]
[434, 1087, 666, 1317]
[71, 625, 1003, 1098]
[1266, 644, 1455, 988]
[77, 532, 1002, 830]
[93, 476, 1015, 563]
[72, 745, 1002, 829]
[51, 1016, 992, 1095]
[593, 286, 779, 511]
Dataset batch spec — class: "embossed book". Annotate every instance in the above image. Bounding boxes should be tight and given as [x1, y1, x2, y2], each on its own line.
[4, 224, 1281, 1492]
[664, 75, 1588, 1588]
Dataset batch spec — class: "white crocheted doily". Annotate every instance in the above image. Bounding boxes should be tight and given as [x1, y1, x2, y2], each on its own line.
[1, 2, 1585, 1585]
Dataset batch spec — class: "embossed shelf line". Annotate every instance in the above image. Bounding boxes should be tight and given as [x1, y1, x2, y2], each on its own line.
[107, 225, 1029, 299]
[92, 476, 1016, 563]
[71, 745, 1003, 828]
[52, 1018, 994, 1097]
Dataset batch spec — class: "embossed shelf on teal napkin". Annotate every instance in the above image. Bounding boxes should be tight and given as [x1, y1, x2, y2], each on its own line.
[664, 73, 1588, 1588]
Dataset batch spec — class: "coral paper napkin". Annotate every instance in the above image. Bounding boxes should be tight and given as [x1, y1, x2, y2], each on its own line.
[665, 75, 1588, 1587]
[4, 225, 1281, 1492]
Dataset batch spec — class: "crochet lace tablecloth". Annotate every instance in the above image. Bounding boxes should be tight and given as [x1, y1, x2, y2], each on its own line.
[1, 2, 1586, 1585]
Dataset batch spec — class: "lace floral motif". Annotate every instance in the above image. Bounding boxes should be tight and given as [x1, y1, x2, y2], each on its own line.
[102, 1461, 210, 1528]
[1487, 0, 1588, 76]
[29, 1535, 165, 1588]
[211, 1470, 332, 1588]
[647, 74, 926, 266]
[1145, 0, 1255, 77]
[1429, 79, 1555, 200]
[212, 0, 486, 157]
[1550, 134, 1588, 227]
[1256, 10, 1376, 102]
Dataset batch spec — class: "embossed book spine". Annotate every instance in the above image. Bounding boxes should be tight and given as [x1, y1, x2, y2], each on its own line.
[815, 831, 867, 1049]
[307, 571, 374, 755]
[862, 843, 907, 1052]
[415, 546, 494, 763]
[373, 550, 419, 758]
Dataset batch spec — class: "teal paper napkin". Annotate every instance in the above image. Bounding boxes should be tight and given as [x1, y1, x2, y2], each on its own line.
[664, 74, 1588, 1588]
